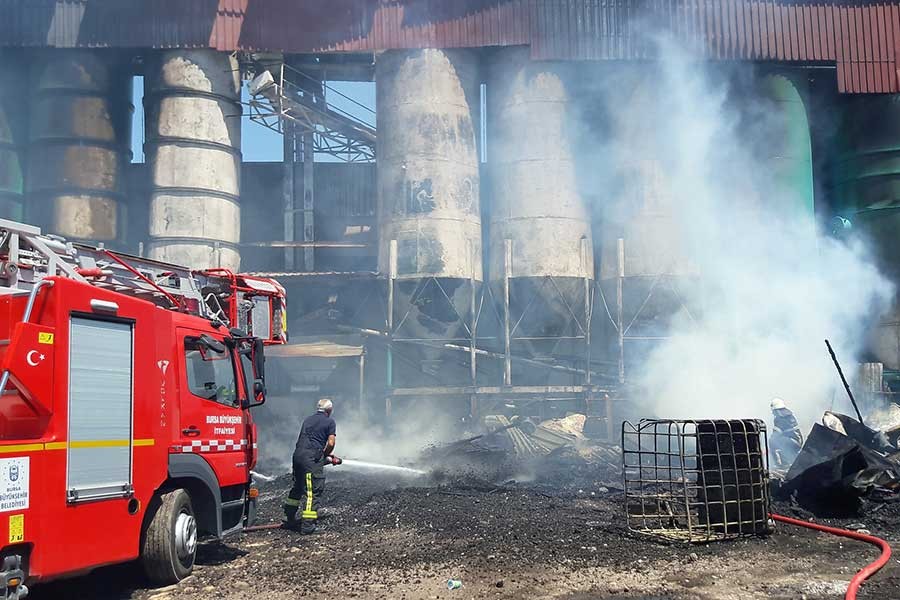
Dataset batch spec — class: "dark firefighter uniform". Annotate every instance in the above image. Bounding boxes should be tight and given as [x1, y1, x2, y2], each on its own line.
[283, 410, 336, 533]
[771, 405, 803, 468]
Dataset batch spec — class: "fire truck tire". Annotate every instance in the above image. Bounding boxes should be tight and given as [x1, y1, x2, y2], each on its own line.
[141, 489, 197, 585]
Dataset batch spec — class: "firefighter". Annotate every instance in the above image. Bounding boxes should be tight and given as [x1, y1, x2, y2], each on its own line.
[770, 398, 803, 469]
[283, 398, 337, 534]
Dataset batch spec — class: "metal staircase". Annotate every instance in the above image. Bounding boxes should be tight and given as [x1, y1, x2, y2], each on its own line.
[247, 64, 376, 163]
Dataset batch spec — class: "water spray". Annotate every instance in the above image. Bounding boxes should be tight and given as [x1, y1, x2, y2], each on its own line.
[340, 458, 427, 476]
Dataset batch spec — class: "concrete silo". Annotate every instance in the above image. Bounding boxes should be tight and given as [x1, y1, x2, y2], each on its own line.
[145, 50, 242, 270]
[376, 49, 482, 385]
[488, 46, 593, 384]
[0, 53, 27, 221]
[27, 50, 132, 241]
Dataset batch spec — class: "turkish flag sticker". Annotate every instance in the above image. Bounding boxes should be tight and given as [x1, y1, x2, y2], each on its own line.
[2, 323, 55, 415]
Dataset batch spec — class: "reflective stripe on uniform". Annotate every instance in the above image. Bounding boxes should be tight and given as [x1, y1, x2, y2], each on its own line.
[283, 497, 301, 507]
[304, 472, 315, 519]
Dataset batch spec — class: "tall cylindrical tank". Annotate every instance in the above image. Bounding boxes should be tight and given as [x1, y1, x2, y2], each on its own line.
[488, 47, 592, 283]
[0, 53, 27, 221]
[145, 50, 242, 269]
[376, 48, 481, 378]
[757, 73, 815, 222]
[376, 49, 481, 283]
[26, 50, 132, 241]
[834, 94, 900, 369]
[488, 47, 592, 370]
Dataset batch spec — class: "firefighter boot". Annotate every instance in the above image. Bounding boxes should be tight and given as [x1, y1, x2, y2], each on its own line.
[282, 498, 302, 530]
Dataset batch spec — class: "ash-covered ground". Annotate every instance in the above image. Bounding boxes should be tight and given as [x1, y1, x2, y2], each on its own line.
[31, 453, 900, 600]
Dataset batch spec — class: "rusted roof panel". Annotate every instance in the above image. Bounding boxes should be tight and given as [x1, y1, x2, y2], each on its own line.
[0, 1, 898, 93]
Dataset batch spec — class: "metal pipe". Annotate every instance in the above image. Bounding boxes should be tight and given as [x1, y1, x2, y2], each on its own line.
[617, 238, 625, 384]
[283, 118, 296, 270]
[503, 239, 512, 386]
[302, 129, 315, 271]
[825, 339, 865, 425]
[358, 352, 366, 424]
[469, 241, 477, 385]
[0, 278, 54, 394]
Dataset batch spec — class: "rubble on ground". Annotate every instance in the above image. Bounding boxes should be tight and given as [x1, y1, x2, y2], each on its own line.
[777, 411, 900, 516]
[421, 414, 622, 486]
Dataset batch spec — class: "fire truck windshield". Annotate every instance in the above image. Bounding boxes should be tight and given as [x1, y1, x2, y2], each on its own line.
[184, 336, 238, 407]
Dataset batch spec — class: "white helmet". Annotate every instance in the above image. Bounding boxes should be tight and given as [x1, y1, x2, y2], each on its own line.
[317, 398, 333, 415]
[770, 398, 786, 411]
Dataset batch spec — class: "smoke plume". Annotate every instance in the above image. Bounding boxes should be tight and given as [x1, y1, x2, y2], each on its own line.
[589, 36, 893, 430]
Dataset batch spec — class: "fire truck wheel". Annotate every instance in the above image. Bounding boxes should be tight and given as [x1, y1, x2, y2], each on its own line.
[141, 489, 197, 585]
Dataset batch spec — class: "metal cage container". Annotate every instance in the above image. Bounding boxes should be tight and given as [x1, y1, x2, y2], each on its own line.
[622, 419, 771, 543]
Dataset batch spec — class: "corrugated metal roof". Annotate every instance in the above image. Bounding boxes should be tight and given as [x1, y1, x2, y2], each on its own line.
[0, 1, 898, 93]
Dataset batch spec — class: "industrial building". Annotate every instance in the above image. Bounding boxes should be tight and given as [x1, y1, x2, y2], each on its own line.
[1, 0, 899, 430]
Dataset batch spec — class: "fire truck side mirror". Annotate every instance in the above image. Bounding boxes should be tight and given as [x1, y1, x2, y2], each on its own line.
[245, 379, 266, 408]
[252, 339, 266, 380]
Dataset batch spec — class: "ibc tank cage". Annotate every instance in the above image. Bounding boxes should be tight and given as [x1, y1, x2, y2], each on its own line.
[622, 419, 771, 543]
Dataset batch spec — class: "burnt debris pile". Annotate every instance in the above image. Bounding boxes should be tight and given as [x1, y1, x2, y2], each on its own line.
[775, 411, 900, 517]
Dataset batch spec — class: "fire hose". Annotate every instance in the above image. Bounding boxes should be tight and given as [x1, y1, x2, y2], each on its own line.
[771, 513, 893, 599]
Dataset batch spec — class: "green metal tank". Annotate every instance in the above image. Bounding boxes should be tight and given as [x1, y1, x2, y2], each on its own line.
[757, 73, 815, 222]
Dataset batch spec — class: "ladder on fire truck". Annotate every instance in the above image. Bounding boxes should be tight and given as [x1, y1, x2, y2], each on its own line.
[0, 219, 232, 325]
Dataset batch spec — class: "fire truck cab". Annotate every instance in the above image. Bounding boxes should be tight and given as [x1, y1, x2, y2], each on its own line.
[0, 220, 286, 596]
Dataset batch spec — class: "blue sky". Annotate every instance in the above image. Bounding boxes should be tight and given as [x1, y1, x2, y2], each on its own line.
[130, 78, 376, 163]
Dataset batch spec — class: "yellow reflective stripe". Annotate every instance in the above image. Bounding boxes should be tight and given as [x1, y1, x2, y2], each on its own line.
[0, 444, 43, 454]
[305, 472, 313, 514]
[283, 497, 301, 507]
[301, 510, 318, 519]
[0, 439, 156, 453]
[69, 439, 130, 449]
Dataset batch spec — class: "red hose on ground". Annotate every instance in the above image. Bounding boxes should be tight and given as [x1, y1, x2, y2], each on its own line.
[771, 513, 893, 599]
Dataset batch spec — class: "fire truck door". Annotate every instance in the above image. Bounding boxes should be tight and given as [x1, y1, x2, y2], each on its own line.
[177, 331, 249, 488]
[67, 317, 134, 502]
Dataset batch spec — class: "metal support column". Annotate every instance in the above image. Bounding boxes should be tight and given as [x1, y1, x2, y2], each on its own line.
[616, 238, 625, 384]
[358, 352, 366, 424]
[302, 130, 315, 271]
[582, 238, 592, 387]
[386, 240, 397, 420]
[469, 242, 477, 386]
[503, 239, 512, 387]
[282, 119, 296, 270]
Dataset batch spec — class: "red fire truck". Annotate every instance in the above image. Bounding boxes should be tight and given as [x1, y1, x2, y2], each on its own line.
[0, 219, 287, 597]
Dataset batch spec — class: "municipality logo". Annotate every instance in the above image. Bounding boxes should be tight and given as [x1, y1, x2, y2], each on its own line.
[9, 464, 18, 482]
[157, 360, 170, 376]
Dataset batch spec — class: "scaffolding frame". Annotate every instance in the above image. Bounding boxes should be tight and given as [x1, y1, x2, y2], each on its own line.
[595, 238, 697, 383]
[380, 238, 613, 436]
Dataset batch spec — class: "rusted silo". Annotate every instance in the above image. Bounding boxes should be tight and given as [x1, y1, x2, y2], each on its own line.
[834, 94, 900, 369]
[145, 50, 241, 270]
[0, 53, 27, 221]
[488, 47, 592, 376]
[26, 50, 132, 241]
[376, 48, 481, 380]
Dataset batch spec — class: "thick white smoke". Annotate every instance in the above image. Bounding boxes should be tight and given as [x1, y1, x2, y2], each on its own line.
[594, 38, 894, 430]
